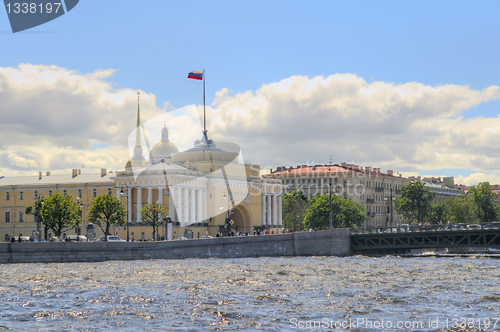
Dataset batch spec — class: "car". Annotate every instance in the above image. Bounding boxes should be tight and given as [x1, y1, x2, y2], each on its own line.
[50, 237, 62, 242]
[467, 224, 481, 230]
[202, 235, 213, 238]
[99, 236, 126, 242]
[66, 235, 88, 242]
[176, 236, 188, 240]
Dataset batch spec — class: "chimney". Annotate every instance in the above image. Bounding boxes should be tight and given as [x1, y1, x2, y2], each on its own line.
[387, 170, 393, 176]
[78, 169, 81, 175]
[46, 172, 50, 176]
[354, 165, 359, 170]
[39, 172, 42, 180]
[72, 169, 78, 177]
[101, 168, 106, 177]
[365, 166, 372, 172]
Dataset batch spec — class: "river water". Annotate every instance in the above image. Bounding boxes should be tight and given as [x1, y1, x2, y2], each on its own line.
[0, 256, 499, 331]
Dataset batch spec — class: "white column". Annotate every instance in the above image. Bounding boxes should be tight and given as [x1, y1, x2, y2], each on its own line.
[136, 187, 142, 223]
[261, 193, 266, 226]
[158, 187, 164, 205]
[272, 194, 278, 226]
[168, 187, 175, 220]
[278, 195, 282, 226]
[197, 189, 202, 223]
[190, 188, 196, 224]
[204, 189, 208, 222]
[116, 188, 121, 200]
[177, 186, 182, 223]
[127, 188, 132, 223]
[148, 188, 153, 204]
[183, 187, 189, 224]
[266, 194, 271, 226]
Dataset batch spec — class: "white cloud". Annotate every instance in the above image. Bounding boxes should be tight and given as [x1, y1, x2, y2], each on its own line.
[0, 64, 164, 175]
[1, 66, 500, 187]
[207, 74, 500, 183]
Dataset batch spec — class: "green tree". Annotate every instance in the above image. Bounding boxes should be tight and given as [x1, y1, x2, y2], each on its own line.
[468, 182, 499, 223]
[444, 196, 476, 224]
[304, 194, 366, 230]
[141, 202, 168, 241]
[25, 194, 80, 237]
[429, 201, 446, 224]
[282, 191, 308, 232]
[88, 194, 127, 241]
[395, 181, 436, 224]
[24, 197, 47, 239]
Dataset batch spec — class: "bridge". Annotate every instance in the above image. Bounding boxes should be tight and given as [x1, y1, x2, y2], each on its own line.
[350, 223, 500, 254]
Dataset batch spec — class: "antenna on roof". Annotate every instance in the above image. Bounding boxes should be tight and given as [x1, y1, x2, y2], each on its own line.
[329, 155, 333, 165]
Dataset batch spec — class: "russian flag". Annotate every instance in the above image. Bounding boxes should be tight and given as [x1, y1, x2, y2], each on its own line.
[188, 71, 203, 80]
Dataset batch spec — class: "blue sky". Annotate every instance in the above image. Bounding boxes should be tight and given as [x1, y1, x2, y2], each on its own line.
[1, 0, 500, 184]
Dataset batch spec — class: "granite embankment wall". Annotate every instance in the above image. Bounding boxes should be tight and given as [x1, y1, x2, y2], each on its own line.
[0, 229, 350, 264]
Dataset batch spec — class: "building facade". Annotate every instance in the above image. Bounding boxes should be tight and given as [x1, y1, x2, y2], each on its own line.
[265, 163, 411, 227]
[0, 94, 284, 241]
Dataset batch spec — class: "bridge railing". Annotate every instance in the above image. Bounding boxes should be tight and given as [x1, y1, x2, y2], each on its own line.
[351, 222, 500, 235]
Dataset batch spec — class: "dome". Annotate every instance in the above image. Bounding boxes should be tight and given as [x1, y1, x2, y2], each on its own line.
[125, 159, 132, 171]
[149, 125, 179, 164]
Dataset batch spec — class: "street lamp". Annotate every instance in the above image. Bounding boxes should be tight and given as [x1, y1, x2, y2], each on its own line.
[77, 197, 83, 237]
[384, 188, 395, 227]
[223, 190, 233, 235]
[329, 179, 333, 229]
[120, 184, 130, 241]
[36, 194, 44, 241]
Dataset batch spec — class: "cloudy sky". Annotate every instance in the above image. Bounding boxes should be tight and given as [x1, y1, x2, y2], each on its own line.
[1, 1, 500, 185]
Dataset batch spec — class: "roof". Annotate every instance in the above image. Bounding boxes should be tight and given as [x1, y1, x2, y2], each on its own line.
[266, 164, 403, 178]
[0, 173, 115, 187]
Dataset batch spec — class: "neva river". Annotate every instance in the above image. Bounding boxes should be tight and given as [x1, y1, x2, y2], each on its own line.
[1, 256, 499, 331]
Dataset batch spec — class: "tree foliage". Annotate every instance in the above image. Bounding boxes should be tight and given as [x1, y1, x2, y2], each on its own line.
[304, 194, 366, 230]
[442, 196, 476, 224]
[88, 194, 127, 241]
[395, 181, 436, 224]
[25, 194, 80, 237]
[141, 202, 168, 241]
[468, 182, 499, 223]
[282, 191, 308, 231]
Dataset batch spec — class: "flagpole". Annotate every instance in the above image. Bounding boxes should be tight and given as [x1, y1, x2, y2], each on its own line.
[203, 69, 206, 141]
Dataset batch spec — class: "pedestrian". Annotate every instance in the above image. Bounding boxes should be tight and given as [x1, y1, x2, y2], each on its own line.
[10, 236, 15, 243]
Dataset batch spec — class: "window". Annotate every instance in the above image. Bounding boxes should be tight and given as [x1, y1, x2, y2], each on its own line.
[108, 188, 112, 196]
[307, 179, 311, 184]
[343, 179, 347, 186]
[318, 179, 322, 186]
[77, 189, 82, 199]
[92, 189, 97, 198]
[313, 179, 316, 184]
[302, 179, 305, 185]
[286, 180, 289, 185]
[63, 190, 67, 197]
[19, 192, 24, 200]
[19, 209, 23, 222]
[5, 192, 10, 201]
[343, 192, 347, 199]
[334, 178, 338, 185]
[291, 179, 295, 185]
[34, 191, 38, 200]
[48, 190, 52, 196]
[5, 211, 10, 223]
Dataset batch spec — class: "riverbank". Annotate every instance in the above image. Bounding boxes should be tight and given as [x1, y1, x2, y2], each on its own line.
[0, 229, 350, 264]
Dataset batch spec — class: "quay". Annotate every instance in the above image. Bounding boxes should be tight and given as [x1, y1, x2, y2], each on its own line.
[0, 229, 350, 264]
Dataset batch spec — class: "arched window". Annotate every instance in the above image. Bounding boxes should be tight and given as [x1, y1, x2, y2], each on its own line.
[34, 191, 38, 199]
[77, 189, 82, 198]
[19, 192, 24, 200]
[5, 192, 10, 201]
[63, 190, 67, 197]
[48, 190, 52, 196]
[107, 188, 112, 196]
[92, 189, 97, 198]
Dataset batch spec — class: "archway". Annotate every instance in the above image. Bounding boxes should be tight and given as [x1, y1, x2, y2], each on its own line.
[231, 204, 251, 233]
